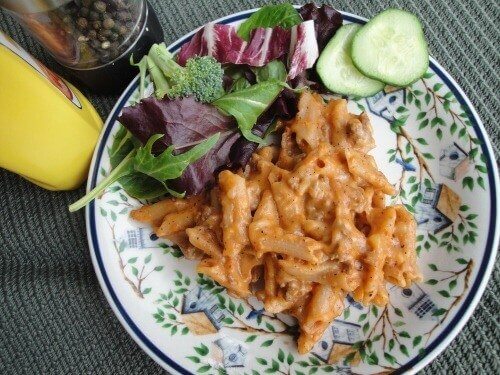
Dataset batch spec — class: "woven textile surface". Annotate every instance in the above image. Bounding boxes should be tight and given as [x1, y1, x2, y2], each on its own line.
[0, 0, 498, 374]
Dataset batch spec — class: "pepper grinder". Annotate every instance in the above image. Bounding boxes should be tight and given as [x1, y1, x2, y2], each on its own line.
[0, 0, 164, 93]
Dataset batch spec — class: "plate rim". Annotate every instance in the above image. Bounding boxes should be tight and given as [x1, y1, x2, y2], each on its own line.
[84, 8, 500, 375]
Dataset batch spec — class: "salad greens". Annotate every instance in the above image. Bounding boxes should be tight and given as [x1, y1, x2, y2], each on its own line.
[298, 3, 342, 51]
[130, 55, 148, 101]
[212, 61, 287, 143]
[229, 77, 251, 93]
[107, 126, 171, 199]
[118, 173, 170, 200]
[134, 133, 220, 181]
[68, 132, 218, 212]
[177, 22, 291, 68]
[118, 96, 241, 196]
[108, 124, 134, 169]
[253, 60, 288, 83]
[213, 81, 284, 143]
[74, 3, 429, 211]
[237, 3, 302, 41]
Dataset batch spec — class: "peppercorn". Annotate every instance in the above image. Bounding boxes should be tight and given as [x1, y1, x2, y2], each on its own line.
[99, 50, 111, 62]
[117, 11, 131, 21]
[116, 0, 128, 9]
[101, 29, 112, 38]
[89, 11, 100, 21]
[103, 18, 115, 30]
[79, 7, 89, 17]
[94, 1, 107, 13]
[76, 17, 88, 30]
[90, 39, 101, 50]
[117, 25, 128, 36]
[42, 0, 144, 68]
[110, 42, 120, 58]
[87, 30, 97, 40]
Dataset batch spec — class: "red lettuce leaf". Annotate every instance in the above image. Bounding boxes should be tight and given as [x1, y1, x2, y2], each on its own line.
[177, 23, 290, 67]
[298, 3, 343, 52]
[118, 96, 241, 195]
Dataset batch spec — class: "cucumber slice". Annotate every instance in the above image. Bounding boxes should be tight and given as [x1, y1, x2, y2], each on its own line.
[316, 24, 384, 97]
[351, 8, 429, 86]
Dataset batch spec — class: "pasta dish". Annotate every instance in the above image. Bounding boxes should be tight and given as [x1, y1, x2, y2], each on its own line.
[131, 91, 421, 354]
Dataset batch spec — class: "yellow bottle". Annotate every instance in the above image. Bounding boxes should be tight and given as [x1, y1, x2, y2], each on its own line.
[0, 30, 102, 190]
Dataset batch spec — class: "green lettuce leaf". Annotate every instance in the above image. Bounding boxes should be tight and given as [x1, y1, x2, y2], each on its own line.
[69, 132, 218, 212]
[229, 77, 251, 93]
[109, 124, 134, 169]
[68, 151, 135, 212]
[118, 173, 169, 200]
[134, 133, 220, 181]
[212, 81, 283, 143]
[237, 3, 303, 41]
[253, 60, 287, 83]
[130, 55, 148, 101]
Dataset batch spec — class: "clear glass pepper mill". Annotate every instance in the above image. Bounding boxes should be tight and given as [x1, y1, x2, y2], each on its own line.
[0, 0, 163, 93]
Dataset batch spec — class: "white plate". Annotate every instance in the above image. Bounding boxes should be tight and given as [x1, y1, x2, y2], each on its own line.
[85, 9, 499, 375]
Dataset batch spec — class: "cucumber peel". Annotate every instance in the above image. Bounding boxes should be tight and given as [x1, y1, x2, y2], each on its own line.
[316, 24, 384, 97]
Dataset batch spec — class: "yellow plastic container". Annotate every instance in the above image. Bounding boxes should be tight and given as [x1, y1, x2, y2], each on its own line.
[0, 30, 102, 190]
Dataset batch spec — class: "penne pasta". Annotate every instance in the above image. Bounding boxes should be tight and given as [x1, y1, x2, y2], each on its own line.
[185, 226, 222, 260]
[297, 284, 345, 354]
[130, 195, 200, 227]
[156, 206, 199, 237]
[131, 91, 420, 356]
[219, 170, 252, 257]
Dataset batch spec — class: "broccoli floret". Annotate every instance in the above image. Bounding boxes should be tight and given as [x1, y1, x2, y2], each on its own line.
[168, 56, 225, 102]
[147, 43, 224, 103]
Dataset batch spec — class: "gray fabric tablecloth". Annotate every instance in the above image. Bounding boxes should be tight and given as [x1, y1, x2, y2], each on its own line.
[0, 1, 498, 374]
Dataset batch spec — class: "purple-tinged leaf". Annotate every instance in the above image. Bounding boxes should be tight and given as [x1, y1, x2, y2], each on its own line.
[298, 3, 343, 51]
[118, 96, 241, 195]
[119, 96, 235, 154]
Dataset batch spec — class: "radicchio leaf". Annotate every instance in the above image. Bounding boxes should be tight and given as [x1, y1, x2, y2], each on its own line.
[287, 20, 319, 79]
[118, 96, 241, 195]
[177, 23, 290, 67]
[298, 3, 343, 52]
